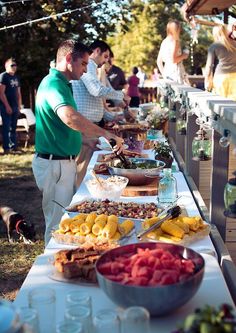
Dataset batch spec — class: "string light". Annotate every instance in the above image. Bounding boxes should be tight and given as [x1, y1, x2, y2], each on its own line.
[0, 3, 99, 31]
[0, 0, 32, 5]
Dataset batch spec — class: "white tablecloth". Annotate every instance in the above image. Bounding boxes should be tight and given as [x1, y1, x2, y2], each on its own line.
[14, 149, 235, 332]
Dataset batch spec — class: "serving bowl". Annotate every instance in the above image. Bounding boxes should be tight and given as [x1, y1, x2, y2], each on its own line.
[96, 242, 204, 316]
[108, 158, 165, 186]
[85, 175, 129, 200]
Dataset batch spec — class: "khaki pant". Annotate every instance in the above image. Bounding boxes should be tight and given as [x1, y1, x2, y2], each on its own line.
[76, 137, 99, 189]
[32, 155, 77, 245]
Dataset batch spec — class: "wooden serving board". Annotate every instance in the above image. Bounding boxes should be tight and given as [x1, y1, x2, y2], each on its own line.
[122, 178, 159, 197]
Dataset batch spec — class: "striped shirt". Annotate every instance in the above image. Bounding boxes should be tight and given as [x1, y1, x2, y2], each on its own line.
[71, 59, 124, 123]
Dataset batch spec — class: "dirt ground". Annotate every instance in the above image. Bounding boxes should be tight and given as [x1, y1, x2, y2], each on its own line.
[0, 146, 44, 301]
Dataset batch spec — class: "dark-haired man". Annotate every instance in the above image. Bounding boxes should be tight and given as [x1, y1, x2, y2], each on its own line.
[72, 40, 129, 187]
[107, 51, 126, 91]
[0, 58, 22, 154]
[32, 39, 124, 244]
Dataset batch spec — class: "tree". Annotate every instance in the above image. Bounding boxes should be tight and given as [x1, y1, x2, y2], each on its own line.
[107, 0, 213, 78]
[107, 0, 187, 77]
[0, 0, 130, 107]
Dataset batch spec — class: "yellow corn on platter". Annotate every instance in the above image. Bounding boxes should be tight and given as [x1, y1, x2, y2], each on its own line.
[141, 214, 210, 245]
[53, 212, 135, 246]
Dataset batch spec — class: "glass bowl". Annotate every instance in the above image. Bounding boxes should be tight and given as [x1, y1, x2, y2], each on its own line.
[85, 175, 129, 201]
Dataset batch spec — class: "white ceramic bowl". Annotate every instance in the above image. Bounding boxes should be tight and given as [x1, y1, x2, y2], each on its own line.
[85, 175, 129, 201]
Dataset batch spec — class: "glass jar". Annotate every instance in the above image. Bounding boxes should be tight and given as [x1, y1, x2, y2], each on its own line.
[192, 129, 211, 161]
[224, 171, 236, 218]
[176, 118, 186, 135]
[158, 168, 177, 204]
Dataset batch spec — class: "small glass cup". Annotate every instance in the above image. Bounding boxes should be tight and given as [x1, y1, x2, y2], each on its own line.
[28, 287, 55, 333]
[121, 306, 150, 333]
[56, 321, 83, 333]
[65, 305, 91, 333]
[66, 291, 92, 314]
[18, 307, 40, 333]
[93, 309, 121, 333]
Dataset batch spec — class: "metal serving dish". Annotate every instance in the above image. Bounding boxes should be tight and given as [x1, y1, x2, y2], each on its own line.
[96, 242, 205, 316]
[108, 158, 165, 186]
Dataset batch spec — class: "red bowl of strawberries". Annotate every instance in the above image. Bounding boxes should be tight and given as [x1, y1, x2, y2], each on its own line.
[95, 242, 204, 316]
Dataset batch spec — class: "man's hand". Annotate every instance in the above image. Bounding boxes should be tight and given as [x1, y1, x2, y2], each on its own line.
[123, 94, 131, 106]
[109, 136, 124, 154]
[6, 105, 12, 114]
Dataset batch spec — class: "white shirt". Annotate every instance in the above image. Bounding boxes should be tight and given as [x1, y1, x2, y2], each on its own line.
[71, 59, 124, 122]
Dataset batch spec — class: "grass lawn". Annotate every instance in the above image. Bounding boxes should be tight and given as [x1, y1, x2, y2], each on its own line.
[0, 146, 44, 300]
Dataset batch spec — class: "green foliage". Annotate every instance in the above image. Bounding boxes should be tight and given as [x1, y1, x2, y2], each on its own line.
[107, 0, 213, 77]
[153, 142, 172, 158]
[0, 0, 130, 106]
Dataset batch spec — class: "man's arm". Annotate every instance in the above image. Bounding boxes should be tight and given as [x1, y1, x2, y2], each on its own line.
[0, 84, 12, 114]
[57, 105, 124, 151]
[16, 87, 22, 110]
[81, 71, 126, 101]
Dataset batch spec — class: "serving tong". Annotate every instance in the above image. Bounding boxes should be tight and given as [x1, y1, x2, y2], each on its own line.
[137, 205, 182, 240]
[109, 138, 133, 169]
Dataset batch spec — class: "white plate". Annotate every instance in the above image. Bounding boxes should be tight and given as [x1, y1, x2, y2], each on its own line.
[48, 267, 97, 285]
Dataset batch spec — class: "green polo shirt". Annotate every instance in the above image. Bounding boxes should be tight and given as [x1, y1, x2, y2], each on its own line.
[35, 68, 82, 156]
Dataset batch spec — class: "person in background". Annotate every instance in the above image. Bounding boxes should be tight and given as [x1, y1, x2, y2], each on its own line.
[136, 67, 147, 88]
[204, 24, 236, 101]
[127, 66, 140, 107]
[32, 39, 124, 245]
[107, 50, 126, 91]
[72, 40, 129, 188]
[229, 23, 236, 41]
[0, 58, 22, 154]
[157, 20, 189, 85]
[151, 67, 160, 81]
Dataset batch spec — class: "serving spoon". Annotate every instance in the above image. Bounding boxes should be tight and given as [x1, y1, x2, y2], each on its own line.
[90, 170, 104, 189]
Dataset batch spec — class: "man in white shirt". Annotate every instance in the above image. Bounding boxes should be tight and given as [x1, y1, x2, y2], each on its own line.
[72, 40, 129, 188]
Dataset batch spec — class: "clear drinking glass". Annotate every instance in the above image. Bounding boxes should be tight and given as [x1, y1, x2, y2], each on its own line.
[18, 307, 40, 333]
[56, 321, 83, 333]
[28, 287, 55, 333]
[65, 305, 91, 333]
[121, 306, 150, 333]
[93, 309, 121, 333]
[66, 291, 92, 314]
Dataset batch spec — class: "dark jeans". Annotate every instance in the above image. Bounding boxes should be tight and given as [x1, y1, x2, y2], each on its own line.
[0, 105, 18, 150]
[129, 96, 140, 107]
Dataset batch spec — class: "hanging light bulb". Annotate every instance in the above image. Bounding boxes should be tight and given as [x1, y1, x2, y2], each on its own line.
[177, 111, 187, 135]
[169, 103, 176, 123]
[219, 129, 231, 148]
[224, 171, 236, 218]
[192, 127, 212, 161]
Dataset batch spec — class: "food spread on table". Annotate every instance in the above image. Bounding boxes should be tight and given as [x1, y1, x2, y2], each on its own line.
[52, 212, 135, 245]
[53, 243, 116, 282]
[66, 199, 160, 219]
[97, 246, 196, 286]
[140, 214, 210, 244]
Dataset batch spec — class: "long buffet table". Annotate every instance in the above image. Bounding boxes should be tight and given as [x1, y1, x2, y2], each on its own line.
[14, 149, 235, 332]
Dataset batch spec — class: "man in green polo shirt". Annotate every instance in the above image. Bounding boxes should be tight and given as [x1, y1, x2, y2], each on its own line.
[32, 40, 124, 245]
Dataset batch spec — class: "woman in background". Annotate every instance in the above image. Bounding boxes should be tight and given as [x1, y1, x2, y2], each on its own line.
[127, 66, 140, 107]
[157, 20, 189, 84]
[204, 24, 236, 100]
